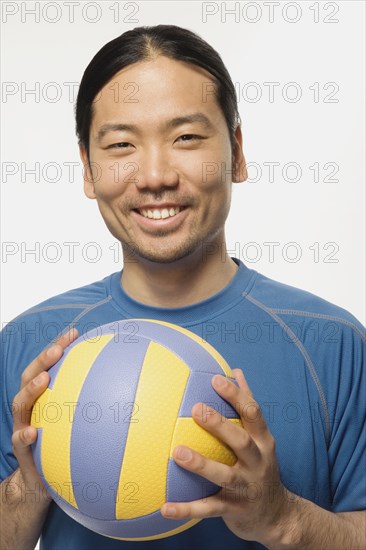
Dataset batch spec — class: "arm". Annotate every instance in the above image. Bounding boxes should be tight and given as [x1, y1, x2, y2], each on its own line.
[161, 369, 366, 549]
[1, 468, 51, 550]
[276, 499, 365, 550]
[0, 329, 77, 550]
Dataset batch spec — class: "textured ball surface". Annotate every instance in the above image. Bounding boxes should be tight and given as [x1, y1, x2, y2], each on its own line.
[31, 319, 240, 540]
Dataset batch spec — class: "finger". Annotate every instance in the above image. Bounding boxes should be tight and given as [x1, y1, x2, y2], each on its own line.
[231, 368, 252, 394]
[230, 370, 268, 438]
[12, 426, 38, 470]
[11, 427, 48, 491]
[20, 328, 78, 387]
[12, 371, 50, 431]
[192, 403, 260, 467]
[12, 425, 38, 453]
[161, 493, 225, 520]
[211, 374, 270, 441]
[171, 444, 240, 489]
[52, 327, 79, 347]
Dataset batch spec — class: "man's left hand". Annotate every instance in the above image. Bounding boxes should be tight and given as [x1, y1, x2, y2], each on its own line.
[161, 369, 296, 545]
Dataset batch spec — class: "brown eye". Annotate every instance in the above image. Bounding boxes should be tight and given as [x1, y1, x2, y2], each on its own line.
[108, 142, 132, 149]
[177, 134, 201, 142]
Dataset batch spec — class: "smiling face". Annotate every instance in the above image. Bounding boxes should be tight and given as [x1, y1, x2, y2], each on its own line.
[81, 55, 246, 264]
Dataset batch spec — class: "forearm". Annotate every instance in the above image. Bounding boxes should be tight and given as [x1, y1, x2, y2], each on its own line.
[266, 493, 366, 550]
[0, 469, 51, 550]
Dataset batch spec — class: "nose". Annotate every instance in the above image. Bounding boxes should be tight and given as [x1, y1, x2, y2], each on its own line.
[134, 147, 178, 191]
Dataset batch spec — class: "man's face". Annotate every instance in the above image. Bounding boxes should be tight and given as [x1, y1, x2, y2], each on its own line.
[81, 55, 246, 264]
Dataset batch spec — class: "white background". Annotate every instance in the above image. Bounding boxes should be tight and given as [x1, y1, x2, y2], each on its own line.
[0, 3, 364, 548]
[1, 0, 365, 326]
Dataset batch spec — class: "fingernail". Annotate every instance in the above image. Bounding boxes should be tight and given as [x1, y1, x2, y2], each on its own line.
[33, 373, 45, 385]
[163, 505, 176, 517]
[213, 375, 226, 388]
[176, 447, 192, 461]
[24, 427, 33, 439]
[46, 346, 56, 357]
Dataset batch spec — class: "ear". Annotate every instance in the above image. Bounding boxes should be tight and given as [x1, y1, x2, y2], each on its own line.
[80, 146, 96, 199]
[232, 125, 247, 183]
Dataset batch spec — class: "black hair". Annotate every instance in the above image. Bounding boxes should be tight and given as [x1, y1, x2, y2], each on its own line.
[75, 25, 240, 158]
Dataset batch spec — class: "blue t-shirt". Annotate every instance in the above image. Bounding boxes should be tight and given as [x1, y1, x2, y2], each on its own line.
[1, 259, 365, 550]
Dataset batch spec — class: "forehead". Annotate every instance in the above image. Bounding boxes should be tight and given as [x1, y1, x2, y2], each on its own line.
[90, 56, 225, 132]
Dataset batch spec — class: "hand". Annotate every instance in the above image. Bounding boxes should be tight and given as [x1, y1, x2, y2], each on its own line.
[161, 369, 293, 546]
[9, 329, 78, 506]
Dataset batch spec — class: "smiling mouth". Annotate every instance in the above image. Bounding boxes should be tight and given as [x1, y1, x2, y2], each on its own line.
[135, 206, 185, 220]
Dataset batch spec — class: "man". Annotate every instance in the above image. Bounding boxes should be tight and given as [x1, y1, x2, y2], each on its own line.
[1, 25, 365, 550]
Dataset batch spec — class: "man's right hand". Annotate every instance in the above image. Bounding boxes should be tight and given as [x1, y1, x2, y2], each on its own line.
[1, 328, 79, 549]
[9, 328, 78, 504]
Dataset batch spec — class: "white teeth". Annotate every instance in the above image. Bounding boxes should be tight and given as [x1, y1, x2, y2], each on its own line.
[139, 207, 182, 219]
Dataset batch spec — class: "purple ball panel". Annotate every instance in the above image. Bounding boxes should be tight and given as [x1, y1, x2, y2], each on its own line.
[179, 372, 240, 418]
[47, 322, 135, 389]
[125, 320, 224, 374]
[78, 321, 141, 340]
[166, 458, 219, 502]
[54, 496, 190, 539]
[70, 336, 150, 520]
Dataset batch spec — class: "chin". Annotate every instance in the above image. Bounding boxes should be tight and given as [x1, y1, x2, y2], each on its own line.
[124, 239, 204, 265]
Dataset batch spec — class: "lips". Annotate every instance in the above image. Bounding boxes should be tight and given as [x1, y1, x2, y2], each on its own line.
[135, 205, 184, 220]
[130, 203, 189, 233]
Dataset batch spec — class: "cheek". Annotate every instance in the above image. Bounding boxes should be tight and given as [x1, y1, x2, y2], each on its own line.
[177, 148, 233, 189]
[91, 159, 132, 200]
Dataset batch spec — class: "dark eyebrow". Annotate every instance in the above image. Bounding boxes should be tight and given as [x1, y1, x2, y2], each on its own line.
[96, 123, 139, 142]
[96, 113, 214, 142]
[165, 113, 214, 131]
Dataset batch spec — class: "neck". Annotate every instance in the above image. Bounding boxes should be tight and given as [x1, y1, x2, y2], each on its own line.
[121, 244, 238, 308]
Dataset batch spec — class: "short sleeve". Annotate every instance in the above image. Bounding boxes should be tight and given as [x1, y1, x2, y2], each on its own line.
[328, 326, 366, 511]
[0, 319, 45, 481]
[0, 324, 20, 480]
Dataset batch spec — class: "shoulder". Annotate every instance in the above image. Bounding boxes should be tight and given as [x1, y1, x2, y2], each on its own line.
[242, 268, 365, 456]
[12, 272, 118, 322]
[245, 270, 365, 419]
[0, 272, 122, 438]
[1, 272, 120, 380]
[246, 270, 365, 342]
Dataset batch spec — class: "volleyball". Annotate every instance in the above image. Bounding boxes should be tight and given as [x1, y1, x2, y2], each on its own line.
[31, 319, 240, 540]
